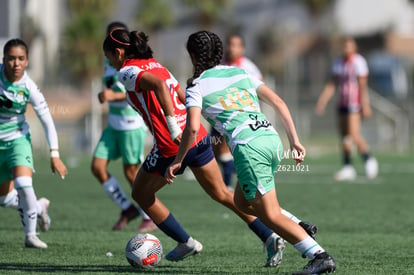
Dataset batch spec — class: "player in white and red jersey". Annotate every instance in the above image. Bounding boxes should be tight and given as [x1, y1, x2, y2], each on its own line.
[90, 22, 155, 233]
[224, 33, 263, 80]
[315, 37, 378, 181]
[123, 57, 207, 159]
[102, 29, 312, 266]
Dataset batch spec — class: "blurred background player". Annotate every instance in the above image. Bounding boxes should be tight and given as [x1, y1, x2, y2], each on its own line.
[0, 38, 67, 248]
[212, 33, 264, 189]
[90, 22, 156, 232]
[315, 37, 378, 181]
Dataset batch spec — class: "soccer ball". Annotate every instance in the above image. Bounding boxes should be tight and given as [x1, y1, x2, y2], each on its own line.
[125, 233, 163, 268]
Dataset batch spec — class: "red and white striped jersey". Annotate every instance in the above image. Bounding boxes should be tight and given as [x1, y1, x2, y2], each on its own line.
[332, 54, 368, 111]
[226, 56, 263, 80]
[119, 58, 207, 158]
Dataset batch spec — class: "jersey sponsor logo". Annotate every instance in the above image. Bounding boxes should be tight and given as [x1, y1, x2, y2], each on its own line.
[218, 88, 257, 111]
[122, 67, 136, 82]
[248, 114, 271, 131]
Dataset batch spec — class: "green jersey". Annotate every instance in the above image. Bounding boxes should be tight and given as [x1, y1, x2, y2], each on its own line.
[0, 64, 59, 148]
[185, 65, 276, 152]
[103, 60, 146, 131]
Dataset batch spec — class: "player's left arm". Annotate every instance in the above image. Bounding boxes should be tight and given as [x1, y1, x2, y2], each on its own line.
[165, 106, 201, 183]
[176, 87, 186, 104]
[30, 86, 67, 179]
[257, 84, 305, 164]
[359, 75, 371, 118]
[138, 72, 182, 142]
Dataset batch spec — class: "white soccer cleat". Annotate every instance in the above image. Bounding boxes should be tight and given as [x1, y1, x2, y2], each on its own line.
[264, 233, 286, 267]
[25, 234, 48, 249]
[334, 165, 356, 181]
[37, 198, 51, 232]
[165, 237, 203, 261]
[365, 157, 378, 179]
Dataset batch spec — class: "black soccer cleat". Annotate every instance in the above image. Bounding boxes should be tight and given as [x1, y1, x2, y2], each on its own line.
[299, 221, 319, 258]
[299, 221, 318, 239]
[292, 252, 336, 275]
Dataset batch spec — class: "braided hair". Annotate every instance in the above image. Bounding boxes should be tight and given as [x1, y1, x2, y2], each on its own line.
[186, 30, 223, 88]
[103, 29, 153, 59]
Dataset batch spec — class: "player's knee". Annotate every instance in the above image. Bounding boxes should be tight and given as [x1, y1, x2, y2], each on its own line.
[131, 187, 149, 208]
[210, 187, 231, 204]
[123, 168, 137, 185]
[0, 189, 18, 208]
[342, 135, 353, 149]
[91, 161, 105, 180]
[233, 195, 244, 211]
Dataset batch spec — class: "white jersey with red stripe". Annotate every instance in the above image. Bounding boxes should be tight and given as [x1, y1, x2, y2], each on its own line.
[118, 58, 207, 158]
[332, 54, 368, 112]
[226, 56, 263, 80]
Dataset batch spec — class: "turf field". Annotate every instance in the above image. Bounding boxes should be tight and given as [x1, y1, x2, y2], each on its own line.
[0, 152, 413, 274]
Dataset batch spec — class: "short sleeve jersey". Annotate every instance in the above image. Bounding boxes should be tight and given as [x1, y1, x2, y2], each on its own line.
[103, 60, 146, 131]
[118, 58, 208, 158]
[186, 65, 276, 152]
[332, 54, 369, 111]
[0, 64, 55, 144]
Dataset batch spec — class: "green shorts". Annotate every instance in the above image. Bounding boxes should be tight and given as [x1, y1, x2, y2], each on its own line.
[233, 133, 283, 200]
[93, 126, 146, 164]
[0, 135, 34, 184]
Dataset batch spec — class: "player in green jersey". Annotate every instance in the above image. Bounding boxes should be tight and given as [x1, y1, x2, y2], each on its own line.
[165, 31, 336, 275]
[0, 39, 67, 248]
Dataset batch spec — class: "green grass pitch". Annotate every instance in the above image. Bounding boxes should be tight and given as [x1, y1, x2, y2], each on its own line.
[0, 152, 413, 274]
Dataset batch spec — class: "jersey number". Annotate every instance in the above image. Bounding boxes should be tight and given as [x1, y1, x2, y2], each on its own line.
[166, 78, 185, 110]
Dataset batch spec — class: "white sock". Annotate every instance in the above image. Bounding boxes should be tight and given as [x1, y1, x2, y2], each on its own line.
[0, 189, 19, 209]
[36, 200, 43, 215]
[293, 236, 325, 260]
[281, 209, 301, 224]
[140, 209, 150, 220]
[102, 176, 132, 210]
[14, 176, 38, 236]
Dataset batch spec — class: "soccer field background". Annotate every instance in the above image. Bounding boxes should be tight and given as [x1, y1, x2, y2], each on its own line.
[0, 152, 413, 274]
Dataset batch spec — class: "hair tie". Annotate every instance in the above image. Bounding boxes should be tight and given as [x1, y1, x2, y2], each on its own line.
[110, 31, 131, 46]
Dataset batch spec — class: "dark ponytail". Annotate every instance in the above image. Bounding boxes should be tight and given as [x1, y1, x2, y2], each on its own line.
[127, 31, 153, 59]
[102, 29, 153, 59]
[186, 31, 223, 88]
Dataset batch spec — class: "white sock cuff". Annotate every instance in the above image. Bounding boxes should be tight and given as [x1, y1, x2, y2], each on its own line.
[293, 236, 325, 260]
[281, 209, 301, 224]
[0, 189, 18, 208]
[102, 176, 118, 188]
[219, 152, 233, 162]
[14, 176, 33, 189]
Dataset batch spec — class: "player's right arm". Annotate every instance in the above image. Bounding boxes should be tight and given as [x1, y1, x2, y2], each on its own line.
[98, 88, 126, 103]
[315, 80, 335, 116]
